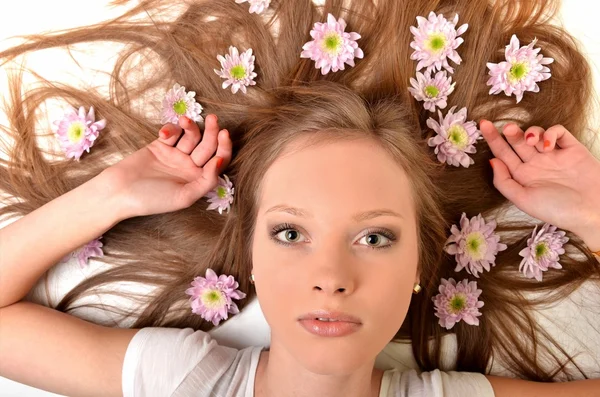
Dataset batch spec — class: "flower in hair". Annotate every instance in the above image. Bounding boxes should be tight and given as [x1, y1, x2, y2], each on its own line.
[410, 12, 468, 74]
[409, 70, 455, 112]
[235, 0, 270, 14]
[486, 35, 554, 103]
[185, 268, 247, 326]
[60, 236, 104, 268]
[433, 278, 484, 330]
[427, 106, 482, 168]
[52, 106, 106, 161]
[300, 13, 364, 75]
[214, 46, 258, 94]
[445, 213, 507, 278]
[161, 83, 204, 124]
[518, 223, 568, 281]
[205, 174, 234, 214]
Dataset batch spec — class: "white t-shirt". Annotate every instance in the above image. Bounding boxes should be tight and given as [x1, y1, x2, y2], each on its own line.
[122, 327, 496, 397]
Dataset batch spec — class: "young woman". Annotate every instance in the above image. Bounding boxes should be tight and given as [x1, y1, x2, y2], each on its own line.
[0, 0, 599, 396]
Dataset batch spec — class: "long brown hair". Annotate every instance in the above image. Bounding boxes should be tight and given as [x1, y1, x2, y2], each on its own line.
[1, 0, 598, 382]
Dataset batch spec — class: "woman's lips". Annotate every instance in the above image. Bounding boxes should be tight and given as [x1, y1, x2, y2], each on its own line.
[298, 318, 362, 337]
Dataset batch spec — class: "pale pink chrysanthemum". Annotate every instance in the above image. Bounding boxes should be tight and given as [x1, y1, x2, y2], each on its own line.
[52, 106, 106, 161]
[300, 13, 364, 75]
[185, 268, 247, 326]
[518, 223, 569, 281]
[445, 213, 508, 278]
[427, 106, 482, 168]
[409, 70, 455, 112]
[60, 236, 104, 268]
[214, 46, 258, 94]
[433, 278, 484, 330]
[161, 83, 204, 124]
[410, 12, 469, 74]
[234, 0, 270, 14]
[205, 174, 234, 215]
[486, 35, 554, 104]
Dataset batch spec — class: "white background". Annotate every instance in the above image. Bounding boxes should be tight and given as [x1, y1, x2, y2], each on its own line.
[1, 1, 600, 396]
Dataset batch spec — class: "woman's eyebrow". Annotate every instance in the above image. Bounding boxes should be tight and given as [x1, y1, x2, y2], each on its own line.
[264, 205, 404, 221]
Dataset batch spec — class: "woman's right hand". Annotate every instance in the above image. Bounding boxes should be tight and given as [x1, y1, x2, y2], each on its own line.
[100, 114, 232, 219]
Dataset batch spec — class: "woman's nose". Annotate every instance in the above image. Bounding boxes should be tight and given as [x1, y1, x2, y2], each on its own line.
[310, 243, 357, 295]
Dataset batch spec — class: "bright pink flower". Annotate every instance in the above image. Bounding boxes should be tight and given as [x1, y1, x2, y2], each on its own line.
[433, 278, 484, 330]
[518, 223, 569, 281]
[53, 106, 106, 161]
[409, 70, 455, 112]
[205, 175, 234, 215]
[214, 46, 258, 94]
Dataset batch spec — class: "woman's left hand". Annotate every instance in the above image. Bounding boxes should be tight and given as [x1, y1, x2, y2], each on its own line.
[479, 120, 600, 251]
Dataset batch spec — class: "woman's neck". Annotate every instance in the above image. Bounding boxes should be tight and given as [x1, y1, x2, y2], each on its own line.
[254, 349, 384, 397]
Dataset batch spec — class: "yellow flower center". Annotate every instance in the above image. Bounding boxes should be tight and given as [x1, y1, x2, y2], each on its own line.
[448, 293, 467, 314]
[173, 100, 188, 115]
[448, 125, 469, 149]
[67, 122, 85, 143]
[424, 85, 440, 98]
[216, 186, 228, 199]
[534, 242, 549, 260]
[231, 65, 247, 80]
[465, 231, 487, 260]
[321, 32, 343, 55]
[426, 33, 446, 53]
[509, 62, 529, 82]
[201, 289, 226, 309]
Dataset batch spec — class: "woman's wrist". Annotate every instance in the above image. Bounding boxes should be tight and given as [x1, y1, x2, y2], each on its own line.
[574, 219, 600, 254]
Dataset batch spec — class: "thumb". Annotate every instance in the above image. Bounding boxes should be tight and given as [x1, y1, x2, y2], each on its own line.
[180, 156, 223, 206]
[490, 158, 526, 206]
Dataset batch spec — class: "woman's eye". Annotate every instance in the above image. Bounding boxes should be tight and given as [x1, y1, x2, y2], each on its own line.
[274, 228, 306, 244]
[357, 233, 393, 249]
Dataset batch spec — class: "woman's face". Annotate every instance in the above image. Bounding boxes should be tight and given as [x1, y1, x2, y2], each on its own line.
[251, 136, 420, 374]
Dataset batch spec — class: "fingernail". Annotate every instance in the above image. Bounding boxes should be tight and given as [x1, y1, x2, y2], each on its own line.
[213, 114, 218, 122]
[544, 140, 551, 149]
[216, 157, 224, 169]
[489, 159, 494, 168]
[159, 127, 170, 138]
[525, 133, 535, 141]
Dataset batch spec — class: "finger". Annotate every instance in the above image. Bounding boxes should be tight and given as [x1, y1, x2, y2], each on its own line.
[175, 115, 203, 154]
[180, 156, 222, 206]
[479, 120, 522, 171]
[503, 123, 540, 162]
[544, 124, 580, 150]
[190, 117, 221, 167]
[158, 123, 183, 146]
[213, 129, 233, 173]
[489, 158, 527, 207]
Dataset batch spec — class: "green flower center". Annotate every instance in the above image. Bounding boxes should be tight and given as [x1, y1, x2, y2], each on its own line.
[173, 100, 188, 115]
[216, 186, 228, 199]
[67, 122, 85, 143]
[534, 242, 549, 260]
[426, 33, 446, 52]
[230, 65, 247, 80]
[448, 293, 467, 314]
[322, 32, 343, 54]
[509, 62, 529, 82]
[201, 289, 226, 309]
[448, 125, 469, 149]
[424, 85, 440, 98]
[465, 231, 487, 260]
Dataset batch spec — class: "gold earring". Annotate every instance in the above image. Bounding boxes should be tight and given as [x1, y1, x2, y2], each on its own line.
[412, 283, 422, 294]
[249, 274, 255, 284]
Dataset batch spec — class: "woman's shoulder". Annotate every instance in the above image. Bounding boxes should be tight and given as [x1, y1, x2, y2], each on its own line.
[123, 327, 262, 397]
[380, 368, 495, 397]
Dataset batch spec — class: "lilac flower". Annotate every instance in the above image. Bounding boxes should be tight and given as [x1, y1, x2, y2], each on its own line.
[205, 175, 234, 215]
[185, 268, 247, 326]
[433, 278, 484, 330]
[60, 236, 104, 268]
[486, 35, 554, 103]
[214, 46, 258, 94]
[161, 83, 204, 124]
[52, 106, 106, 161]
[518, 223, 569, 281]
[234, 0, 270, 14]
[409, 70, 455, 112]
[300, 13, 364, 75]
[410, 12, 469, 74]
[445, 213, 508, 277]
[427, 106, 482, 168]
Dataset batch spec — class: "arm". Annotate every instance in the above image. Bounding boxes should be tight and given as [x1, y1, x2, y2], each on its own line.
[486, 375, 600, 397]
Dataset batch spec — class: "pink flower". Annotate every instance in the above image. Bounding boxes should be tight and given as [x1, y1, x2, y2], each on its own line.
[60, 236, 104, 268]
[300, 13, 364, 75]
[234, 0, 270, 14]
[445, 213, 508, 277]
[161, 83, 204, 124]
[205, 174, 234, 215]
[486, 35, 554, 103]
[52, 106, 106, 161]
[427, 106, 482, 168]
[409, 70, 455, 112]
[433, 278, 484, 330]
[185, 268, 247, 326]
[518, 223, 569, 281]
[410, 12, 469, 74]
[214, 46, 258, 95]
